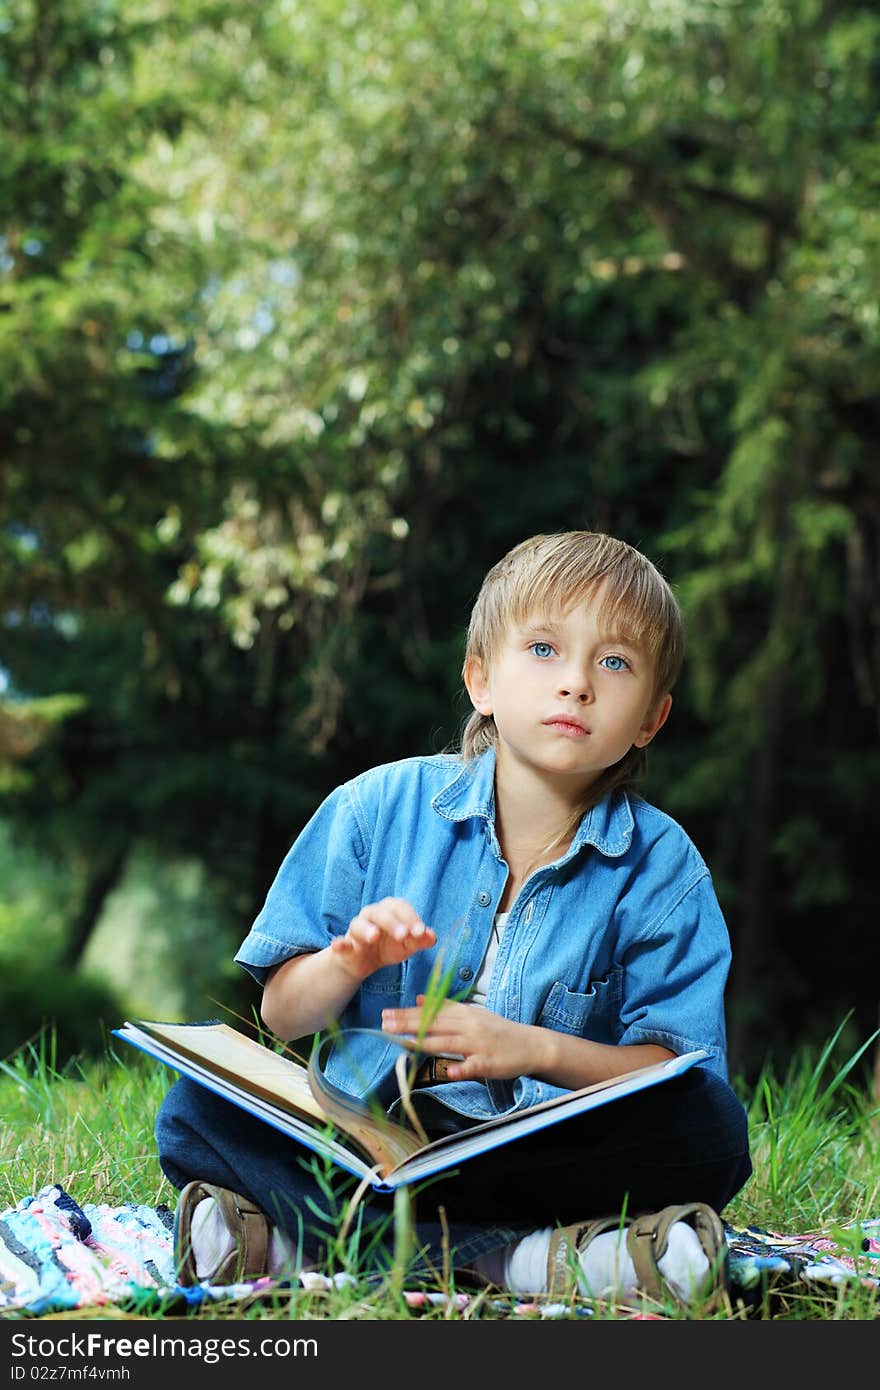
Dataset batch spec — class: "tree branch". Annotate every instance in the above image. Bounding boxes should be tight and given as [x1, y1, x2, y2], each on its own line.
[536, 113, 795, 231]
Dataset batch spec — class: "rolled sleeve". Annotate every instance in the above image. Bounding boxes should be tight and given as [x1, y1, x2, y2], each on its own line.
[234, 782, 369, 987]
[618, 872, 731, 1078]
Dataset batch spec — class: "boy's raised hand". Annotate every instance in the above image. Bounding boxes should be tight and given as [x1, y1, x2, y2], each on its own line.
[330, 897, 436, 982]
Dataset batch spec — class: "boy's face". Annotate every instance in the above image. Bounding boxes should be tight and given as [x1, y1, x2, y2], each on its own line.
[464, 583, 671, 793]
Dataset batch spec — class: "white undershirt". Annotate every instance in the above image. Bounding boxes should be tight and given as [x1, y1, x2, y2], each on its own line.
[469, 912, 509, 1008]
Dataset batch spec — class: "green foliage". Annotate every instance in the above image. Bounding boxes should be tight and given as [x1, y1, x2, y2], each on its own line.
[734, 1017, 878, 1234]
[2, 0, 879, 1078]
[0, 819, 71, 962]
[0, 962, 124, 1065]
[79, 845, 244, 1022]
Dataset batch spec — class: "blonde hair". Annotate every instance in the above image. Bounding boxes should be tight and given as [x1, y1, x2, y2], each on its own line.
[460, 531, 683, 813]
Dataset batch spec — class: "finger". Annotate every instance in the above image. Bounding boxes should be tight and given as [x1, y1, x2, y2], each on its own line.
[374, 897, 423, 923]
[445, 1055, 491, 1081]
[419, 1033, 467, 1056]
[405, 922, 436, 947]
[381, 1007, 425, 1033]
[381, 1013, 456, 1046]
[372, 898, 427, 935]
[359, 901, 429, 944]
[415, 1006, 464, 1036]
[345, 916, 381, 946]
[416, 996, 465, 1017]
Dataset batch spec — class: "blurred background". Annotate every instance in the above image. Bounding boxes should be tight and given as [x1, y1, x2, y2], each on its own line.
[1, 0, 878, 1086]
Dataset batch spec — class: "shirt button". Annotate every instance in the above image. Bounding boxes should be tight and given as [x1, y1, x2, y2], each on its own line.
[477, 891, 491, 906]
[459, 966, 473, 981]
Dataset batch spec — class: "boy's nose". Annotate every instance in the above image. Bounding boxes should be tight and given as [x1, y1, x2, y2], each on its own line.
[558, 673, 593, 702]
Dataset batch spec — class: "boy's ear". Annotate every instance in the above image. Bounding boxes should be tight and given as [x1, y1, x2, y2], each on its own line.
[633, 693, 672, 748]
[464, 657, 493, 716]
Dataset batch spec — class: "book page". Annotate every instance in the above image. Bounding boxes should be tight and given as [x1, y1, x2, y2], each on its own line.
[132, 1021, 329, 1121]
[126, 1020, 421, 1178]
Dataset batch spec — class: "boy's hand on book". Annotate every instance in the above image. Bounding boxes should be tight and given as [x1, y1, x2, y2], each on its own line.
[331, 898, 437, 983]
[382, 996, 549, 1082]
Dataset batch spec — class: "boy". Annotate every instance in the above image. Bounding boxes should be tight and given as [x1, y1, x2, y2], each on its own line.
[156, 531, 751, 1305]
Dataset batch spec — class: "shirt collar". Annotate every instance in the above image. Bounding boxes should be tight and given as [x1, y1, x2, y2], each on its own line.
[431, 747, 498, 823]
[568, 786, 634, 860]
[431, 747, 634, 860]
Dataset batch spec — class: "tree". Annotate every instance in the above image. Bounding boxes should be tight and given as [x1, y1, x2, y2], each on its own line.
[3, 0, 879, 1075]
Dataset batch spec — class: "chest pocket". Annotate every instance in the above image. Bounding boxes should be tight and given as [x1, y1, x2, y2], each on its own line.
[538, 969, 623, 1045]
[359, 962, 405, 997]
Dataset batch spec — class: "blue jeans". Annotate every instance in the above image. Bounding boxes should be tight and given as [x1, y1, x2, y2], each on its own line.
[155, 1066, 752, 1277]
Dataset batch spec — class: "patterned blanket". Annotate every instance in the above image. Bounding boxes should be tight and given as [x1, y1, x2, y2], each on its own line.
[1, 1185, 878, 1318]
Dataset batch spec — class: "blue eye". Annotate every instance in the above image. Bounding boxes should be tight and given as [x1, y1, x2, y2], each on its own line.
[531, 642, 554, 659]
[600, 654, 628, 672]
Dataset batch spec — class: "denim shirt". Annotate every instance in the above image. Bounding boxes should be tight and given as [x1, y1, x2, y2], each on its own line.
[234, 749, 731, 1126]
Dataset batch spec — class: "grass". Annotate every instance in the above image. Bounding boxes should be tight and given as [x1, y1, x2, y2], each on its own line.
[1, 1023, 878, 1321]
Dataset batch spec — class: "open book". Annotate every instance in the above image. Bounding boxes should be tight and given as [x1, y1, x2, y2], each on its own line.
[114, 1019, 707, 1194]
